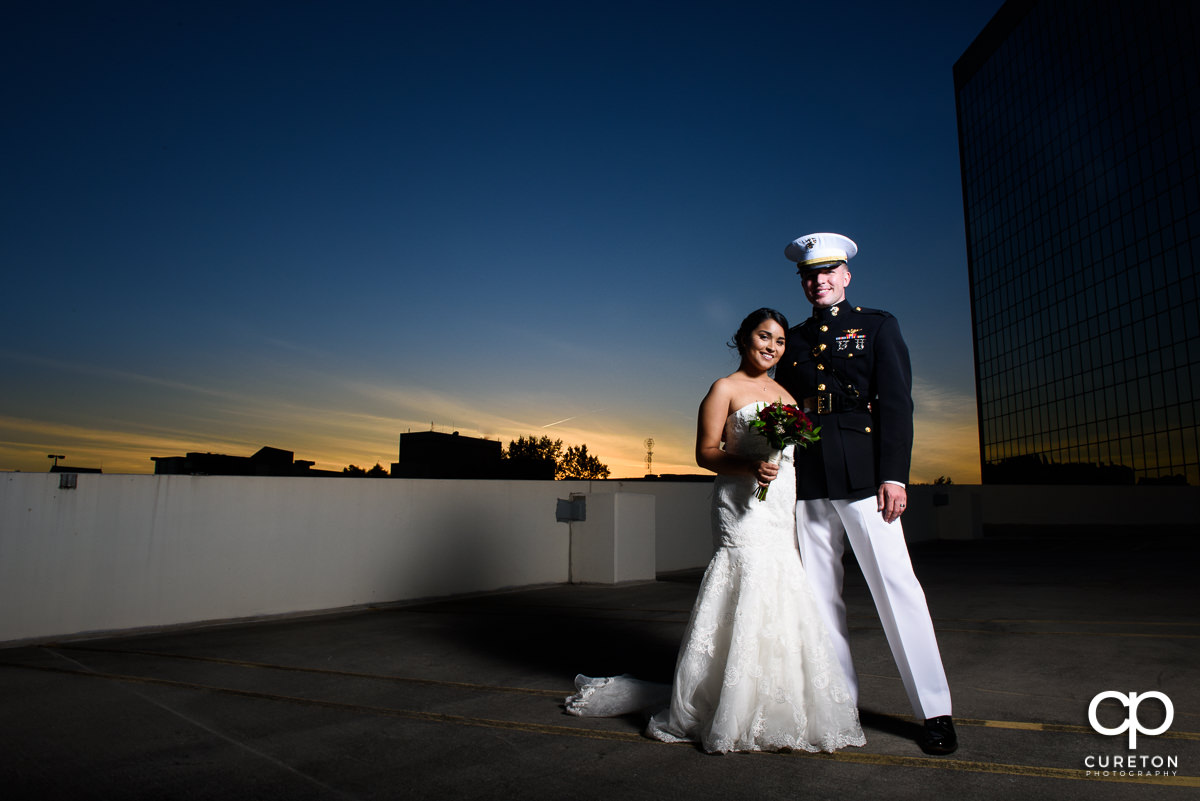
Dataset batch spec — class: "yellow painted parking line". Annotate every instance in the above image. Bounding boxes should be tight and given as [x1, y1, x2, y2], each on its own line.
[961, 717, 1200, 742]
[3, 659, 1196, 788]
[858, 710, 1200, 741]
[981, 719, 1046, 731]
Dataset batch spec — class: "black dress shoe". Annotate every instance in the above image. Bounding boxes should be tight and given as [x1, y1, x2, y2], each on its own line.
[920, 715, 957, 755]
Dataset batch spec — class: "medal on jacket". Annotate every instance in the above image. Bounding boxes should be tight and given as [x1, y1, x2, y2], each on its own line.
[836, 329, 866, 351]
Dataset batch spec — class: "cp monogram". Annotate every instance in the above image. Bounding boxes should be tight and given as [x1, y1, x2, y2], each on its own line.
[1088, 691, 1174, 749]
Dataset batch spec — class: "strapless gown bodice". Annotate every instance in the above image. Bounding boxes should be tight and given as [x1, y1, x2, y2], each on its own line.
[711, 402, 797, 550]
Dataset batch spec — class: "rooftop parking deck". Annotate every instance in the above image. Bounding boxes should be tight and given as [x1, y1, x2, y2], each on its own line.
[2, 528, 1197, 800]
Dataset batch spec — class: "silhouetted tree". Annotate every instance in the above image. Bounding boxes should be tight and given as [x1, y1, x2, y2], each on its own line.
[503, 435, 610, 480]
[503, 435, 563, 464]
[559, 444, 610, 479]
[933, 476, 953, 485]
[343, 463, 389, 477]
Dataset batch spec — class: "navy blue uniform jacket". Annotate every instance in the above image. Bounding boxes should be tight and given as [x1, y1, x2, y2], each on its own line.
[774, 300, 914, 501]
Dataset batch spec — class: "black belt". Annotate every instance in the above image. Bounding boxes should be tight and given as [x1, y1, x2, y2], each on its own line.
[815, 391, 864, 415]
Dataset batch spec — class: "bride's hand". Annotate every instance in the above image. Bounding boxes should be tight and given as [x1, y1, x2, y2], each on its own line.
[752, 460, 779, 486]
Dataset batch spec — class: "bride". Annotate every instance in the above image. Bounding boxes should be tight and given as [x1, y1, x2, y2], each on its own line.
[565, 308, 865, 754]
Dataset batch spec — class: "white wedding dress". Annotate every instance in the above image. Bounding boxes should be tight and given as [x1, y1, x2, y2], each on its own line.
[566, 403, 865, 754]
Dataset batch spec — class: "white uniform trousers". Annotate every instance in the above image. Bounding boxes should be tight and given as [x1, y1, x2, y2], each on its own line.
[796, 496, 952, 720]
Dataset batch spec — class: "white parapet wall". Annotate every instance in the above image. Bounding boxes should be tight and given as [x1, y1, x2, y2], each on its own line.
[0, 474, 718, 645]
[568, 492, 657, 584]
[0, 473, 571, 644]
[588, 480, 716, 573]
[5, 472, 1195, 645]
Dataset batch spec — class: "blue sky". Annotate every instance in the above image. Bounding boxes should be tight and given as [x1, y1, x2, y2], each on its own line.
[2, 0, 1000, 479]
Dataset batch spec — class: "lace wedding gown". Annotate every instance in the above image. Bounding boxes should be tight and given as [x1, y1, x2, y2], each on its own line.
[566, 403, 865, 754]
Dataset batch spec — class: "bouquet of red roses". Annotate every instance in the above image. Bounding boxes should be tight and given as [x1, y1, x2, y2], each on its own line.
[749, 400, 820, 501]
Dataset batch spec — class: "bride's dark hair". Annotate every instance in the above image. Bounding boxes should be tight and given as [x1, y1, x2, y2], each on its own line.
[730, 308, 789, 356]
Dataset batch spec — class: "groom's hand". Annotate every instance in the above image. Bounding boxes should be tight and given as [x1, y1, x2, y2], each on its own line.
[877, 483, 907, 524]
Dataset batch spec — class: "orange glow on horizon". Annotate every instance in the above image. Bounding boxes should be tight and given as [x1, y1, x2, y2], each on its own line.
[2, 409, 981, 483]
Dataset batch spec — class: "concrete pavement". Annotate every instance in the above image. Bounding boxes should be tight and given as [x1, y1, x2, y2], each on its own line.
[2, 528, 1197, 799]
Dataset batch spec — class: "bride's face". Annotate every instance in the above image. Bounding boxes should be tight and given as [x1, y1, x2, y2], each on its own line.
[742, 319, 786, 373]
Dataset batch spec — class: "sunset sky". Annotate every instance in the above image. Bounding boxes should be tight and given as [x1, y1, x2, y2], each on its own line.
[2, 0, 1000, 481]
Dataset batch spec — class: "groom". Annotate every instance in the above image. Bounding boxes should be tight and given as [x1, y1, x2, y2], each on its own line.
[774, 232, 957, 755]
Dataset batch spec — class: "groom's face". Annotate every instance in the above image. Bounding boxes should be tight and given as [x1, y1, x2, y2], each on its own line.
[801, 264, 851, 308]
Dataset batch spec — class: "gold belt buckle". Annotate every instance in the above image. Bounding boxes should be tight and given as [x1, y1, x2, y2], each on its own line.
[816, 392, 833, 415]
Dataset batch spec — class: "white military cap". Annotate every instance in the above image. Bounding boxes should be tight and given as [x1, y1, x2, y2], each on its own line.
[784, 232, 858, 271]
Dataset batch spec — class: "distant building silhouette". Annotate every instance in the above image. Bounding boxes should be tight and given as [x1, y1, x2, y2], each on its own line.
[391, 431, 553, 480]
[615, 473, 715, 482]
[48, 465, 101, 474]
[955, 0, 1199, 485]
[151, 446, 341, 477]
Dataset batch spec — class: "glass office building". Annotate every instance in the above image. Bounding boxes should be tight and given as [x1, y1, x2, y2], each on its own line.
[955, 0, 1200, 484]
